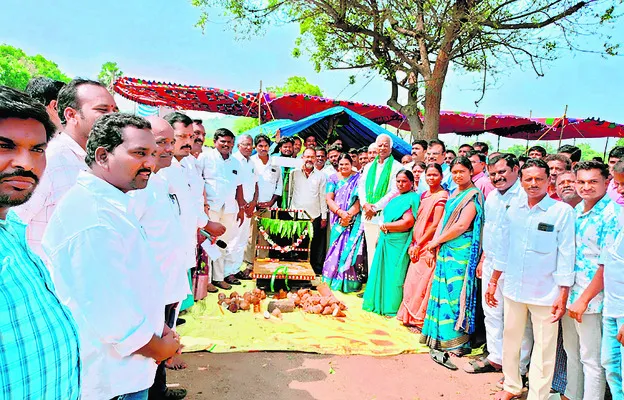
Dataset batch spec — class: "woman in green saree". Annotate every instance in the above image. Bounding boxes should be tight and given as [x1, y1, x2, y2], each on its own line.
[420, 157, 484, 369]
[362, 170, 420, 316]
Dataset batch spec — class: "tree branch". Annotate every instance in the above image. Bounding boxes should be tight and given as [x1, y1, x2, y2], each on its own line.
[483, 1, 586, 29]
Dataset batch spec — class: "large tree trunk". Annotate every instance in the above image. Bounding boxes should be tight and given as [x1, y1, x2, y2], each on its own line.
[422, 75, 444, 141]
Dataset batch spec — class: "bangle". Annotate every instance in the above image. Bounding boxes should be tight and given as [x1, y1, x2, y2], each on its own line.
[488, 281, 497, 287]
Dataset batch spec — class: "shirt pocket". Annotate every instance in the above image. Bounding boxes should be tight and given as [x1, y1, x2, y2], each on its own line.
[528, 230, 557, 254]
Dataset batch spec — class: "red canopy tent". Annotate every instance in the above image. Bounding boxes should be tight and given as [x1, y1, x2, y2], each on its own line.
[113, 77, 624, 141]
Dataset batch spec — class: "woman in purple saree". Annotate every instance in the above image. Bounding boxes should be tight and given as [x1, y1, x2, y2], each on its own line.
[322, 154, 366, 293]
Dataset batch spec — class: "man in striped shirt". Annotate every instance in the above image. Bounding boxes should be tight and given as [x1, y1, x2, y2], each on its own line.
[0, 86, 80, 398]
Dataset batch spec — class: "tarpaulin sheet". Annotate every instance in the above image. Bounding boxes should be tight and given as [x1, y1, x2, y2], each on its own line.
[177, 281, 429, 356]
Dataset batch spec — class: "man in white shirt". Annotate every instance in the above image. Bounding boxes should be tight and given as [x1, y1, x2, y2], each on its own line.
[191, 118, 208, 158]
[14, 78, 118, 258]
[244, 134, 283, 265]
[323, 144, 340, 177]
[303, 134, 317, 149]
[486, 158, 576, 400]
[601, 160, 624, 398]
[358, 134, 402, 271]
[163, 112, 213, 298]
[562, 161, 618, 400]
[288, 147, 328, 274]
[198, 128, 245, 289]
[129, 116, 191, 400]
[418, 139, 456, 193]
[467, 154, 533, 383]
[315, 146, 327, 172]
[230, 134, 258, 281]
[42, 113, 180, 400]
[367, 142, 378, 162]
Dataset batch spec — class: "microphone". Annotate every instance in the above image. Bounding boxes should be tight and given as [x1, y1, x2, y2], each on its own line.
[199, 229, 227, 249]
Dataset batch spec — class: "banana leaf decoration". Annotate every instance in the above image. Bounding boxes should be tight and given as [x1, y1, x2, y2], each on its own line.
[259, 218, 314, 240]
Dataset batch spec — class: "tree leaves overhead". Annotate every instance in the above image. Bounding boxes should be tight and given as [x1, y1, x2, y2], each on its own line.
[0, 44, 70, 90]
[191, 0, 620, 139]
[98, 61, 123, 91]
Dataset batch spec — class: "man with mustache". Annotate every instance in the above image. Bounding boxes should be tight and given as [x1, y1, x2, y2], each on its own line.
[359, 134, 403, 274]
[556, 171, 582, 208]
[164, 112, 214, 301]
[287, 147, 328, 274]
[323, 144, 341, 177]
[601, 159, 624, 398]
[198, 128, 245, 289]
[486, 158, 575, 400]
[560, 161, 618, 400]
[244, 134, 283, 266]
[14, 78, 118, 259]
[467, 154, 532, 388]
[129, 116, 195, 400]
[191, 119, 207, 158]
[0, 86, 80, 400]
[528, 145, 547, 159]
[358, 147, 369, 170]
[43, 113, 180, 400]
[292, 136, 303, 157]
[229, 134, 258, 282]
[468, 150, 495, 198]
[275, 137, 295, 208]
[315, 146, 327, 172]
[419, 139, 456, 192]
[545, 154, 571, 201]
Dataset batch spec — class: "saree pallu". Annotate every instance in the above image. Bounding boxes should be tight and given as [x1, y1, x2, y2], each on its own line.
[397, 190, 449, 328]
[322, 173, 365, 293]
[363, 191, 421, 316]
[420, 187, 484, 351]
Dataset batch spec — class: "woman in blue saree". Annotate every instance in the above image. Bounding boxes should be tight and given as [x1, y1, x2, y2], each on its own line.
[363, 170, 420, 316]
[420, 157, 484, 369]
[322, 154, 366, 292]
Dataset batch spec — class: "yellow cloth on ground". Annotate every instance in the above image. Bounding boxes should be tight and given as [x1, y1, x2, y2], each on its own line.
[178, 281, 429, 356]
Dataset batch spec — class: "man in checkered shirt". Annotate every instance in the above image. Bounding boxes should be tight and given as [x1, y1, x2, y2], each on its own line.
[0, 86, 80, 399]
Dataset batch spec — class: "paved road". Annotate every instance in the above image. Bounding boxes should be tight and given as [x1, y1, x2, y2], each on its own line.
[167, 352, 511, 400]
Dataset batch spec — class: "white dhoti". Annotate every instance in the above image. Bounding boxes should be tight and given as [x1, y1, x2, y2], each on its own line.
[209, 207, 239, 281]
[363, 217, 381, 271]
[229, 214, 252, 276]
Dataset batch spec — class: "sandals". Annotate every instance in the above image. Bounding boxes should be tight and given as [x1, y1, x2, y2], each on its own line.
[206, 283, 219, 293]
[224, 275, 241, 285]
[430, 349, 458, 371]
[212, 280, 232, 290]
[234, 268, 253, 280]
[463, 357, 501, 374]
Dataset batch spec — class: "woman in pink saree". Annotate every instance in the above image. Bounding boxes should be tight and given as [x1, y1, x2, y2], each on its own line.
[397, 163, 448, 329]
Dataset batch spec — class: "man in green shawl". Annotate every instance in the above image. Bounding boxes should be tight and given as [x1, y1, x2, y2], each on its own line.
[357, 134, 403, 272]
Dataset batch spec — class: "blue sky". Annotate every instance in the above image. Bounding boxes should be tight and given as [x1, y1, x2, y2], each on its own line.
[2, 0, 622, 150]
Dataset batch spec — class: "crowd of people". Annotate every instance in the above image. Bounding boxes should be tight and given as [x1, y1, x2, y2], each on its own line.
[1, 76, 624, 400]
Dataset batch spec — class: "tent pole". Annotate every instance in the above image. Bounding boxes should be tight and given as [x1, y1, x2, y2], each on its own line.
[526, 110, 532, 151]
[258, 80, 263, 126]
[604, 137, 610, 160]
[497, 135, 501, 151]
[557, 105, 568, 150]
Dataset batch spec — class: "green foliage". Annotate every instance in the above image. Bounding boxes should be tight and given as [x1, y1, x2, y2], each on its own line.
[0, 44, 70, 90]
[98, 61, 123, 89]
[259, 218, 313, 239]
[616, 138, 624, 147]
[266, 76, 323, 97]
[502, 144, 528, 157]
[233, 117, 260, 134]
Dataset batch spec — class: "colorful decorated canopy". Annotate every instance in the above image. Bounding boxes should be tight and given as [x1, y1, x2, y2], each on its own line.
[113, 77, 623, 141]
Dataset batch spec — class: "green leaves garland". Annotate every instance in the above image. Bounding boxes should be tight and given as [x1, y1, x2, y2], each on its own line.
[258, 217, 314, 240]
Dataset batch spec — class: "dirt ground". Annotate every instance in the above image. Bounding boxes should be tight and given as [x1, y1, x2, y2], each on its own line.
[167, 352, 515, 400]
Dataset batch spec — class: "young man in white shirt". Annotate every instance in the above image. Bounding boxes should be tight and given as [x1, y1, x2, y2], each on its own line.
[42, 113, 180, 400]
[244, 135, 283, 266]
[129, 116, 192, 400]
[467, 154, 532, 385]
[288, 147, 328, 274]
[323, 144, 341, 177]
[358, 134, 402, 272]
[198, 128, 245, 289]
[486, 158, 576, 400]
[562, 161, 619, 400]
[602, 160, 624, 398]
[230, 134, 258, 281]
[14, 78, 118, 258]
